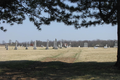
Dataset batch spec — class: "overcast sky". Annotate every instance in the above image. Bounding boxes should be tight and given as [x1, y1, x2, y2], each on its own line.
[0, 16, 117, 44]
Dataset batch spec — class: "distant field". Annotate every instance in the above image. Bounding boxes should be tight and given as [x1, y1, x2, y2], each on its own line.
[0, 46, 117, 62]
[0, 46, 119, 80]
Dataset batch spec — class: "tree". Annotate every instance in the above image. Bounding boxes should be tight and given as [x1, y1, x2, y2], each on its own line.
[0, 0, 119, 68]
[0, 0, 76, 31]
[66, 0, 119, 68]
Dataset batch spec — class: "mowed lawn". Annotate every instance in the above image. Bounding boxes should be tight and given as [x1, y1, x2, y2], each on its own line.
[0, 46, 119, 80]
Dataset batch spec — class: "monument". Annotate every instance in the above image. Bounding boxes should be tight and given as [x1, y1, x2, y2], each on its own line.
[64, 43, 67, 48]
[60, 41, 62, 48]
[84, 42, 88, 47]
[33, 40, 37, 50]
[104, 44, 108, 48]
[69, 42, 71, 47]
[46, 39, 49, 50]
[14, 40, 17, 50]
[26, 42, 28, 50]
[5, 44, 8, 50]
[53, 39, 58, 49]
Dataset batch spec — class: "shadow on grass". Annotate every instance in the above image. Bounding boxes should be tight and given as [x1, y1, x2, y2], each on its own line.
[0, 61, 120, 80]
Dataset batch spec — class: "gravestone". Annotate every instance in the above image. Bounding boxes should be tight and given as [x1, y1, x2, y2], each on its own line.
[53, 39, 58, 49]
[5, 44, 8, 50]
[64, 43, 67, 48]
[69, 42, 71, 47]
[55, 39, 58, 49]
[84, 42, 88, 47]
[33, 40, 37, 50]
[46, 39, 49, 50]
[104, 44, 108, 48]
[25, 42, 28, 50]
[14, 40, 17, 50]
[114, 41, 117, 48]
[53, 40, 55, 49]
[60, 41, 62, 48]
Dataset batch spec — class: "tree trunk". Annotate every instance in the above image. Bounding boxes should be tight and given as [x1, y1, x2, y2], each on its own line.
[114, 0, 120, 69]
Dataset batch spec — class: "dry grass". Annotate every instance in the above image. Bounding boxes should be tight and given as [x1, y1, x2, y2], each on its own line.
[0, 46, 117, 62]
[0, 46, 119, 80]
[76, 47, 117, 62]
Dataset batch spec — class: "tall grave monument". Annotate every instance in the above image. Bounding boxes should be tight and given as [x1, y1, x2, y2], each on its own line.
[53, 40, 55, 49]
[33, 40, 37, 50]
[26, 42, 28, 50]
[14, 40, 17, 50]
[60, 41, 62, 48]
[53, 39, 58, 49]
[46, 39, 49, 50]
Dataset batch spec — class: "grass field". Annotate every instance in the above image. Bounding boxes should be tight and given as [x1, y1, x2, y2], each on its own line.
[0, 46, 119, 80]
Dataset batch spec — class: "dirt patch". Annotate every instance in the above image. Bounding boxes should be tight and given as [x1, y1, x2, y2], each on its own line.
[41, 57, 76, 63]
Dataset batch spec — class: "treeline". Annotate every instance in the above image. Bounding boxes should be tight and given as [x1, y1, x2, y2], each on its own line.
[70, 40, 117, 47]
[3, 39, 117, 47]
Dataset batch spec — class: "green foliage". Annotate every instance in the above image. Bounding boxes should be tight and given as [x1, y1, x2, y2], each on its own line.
[0, 0, 117, 31]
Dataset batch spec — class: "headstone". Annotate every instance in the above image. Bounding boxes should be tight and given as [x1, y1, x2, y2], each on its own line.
[84, 42, 88, 47]
[64, 43, 67, 48]
[114, 41, 117, 48]
[104, 44, 108, 48]
[46, 39, 49, 50]
[25, 42, 28, 50]
[5, 44, 8, 50]
[69, 42, 71, 47]
[53, 40, 55, 49]
[53, 39, 58, 49]
[60, 41, 62, 48]
[33, 40, 37, 50]
[14, 40, 17, 50]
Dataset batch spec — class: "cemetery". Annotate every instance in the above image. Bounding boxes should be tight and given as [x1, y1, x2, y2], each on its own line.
[0, 39, 119, 80]
[0, 0, 119, 79]
[3, 39, 117, 50]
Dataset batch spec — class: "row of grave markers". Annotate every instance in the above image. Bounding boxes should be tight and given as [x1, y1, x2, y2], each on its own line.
[5, 40, 37, 50]
[5, 39, 64, 50]
[46, 39, 62, 49]
[5, 39, 117, 50]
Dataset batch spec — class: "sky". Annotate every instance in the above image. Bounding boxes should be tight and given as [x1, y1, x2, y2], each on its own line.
[0, 1, 117, 44]
[0, 16, 117, 43]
